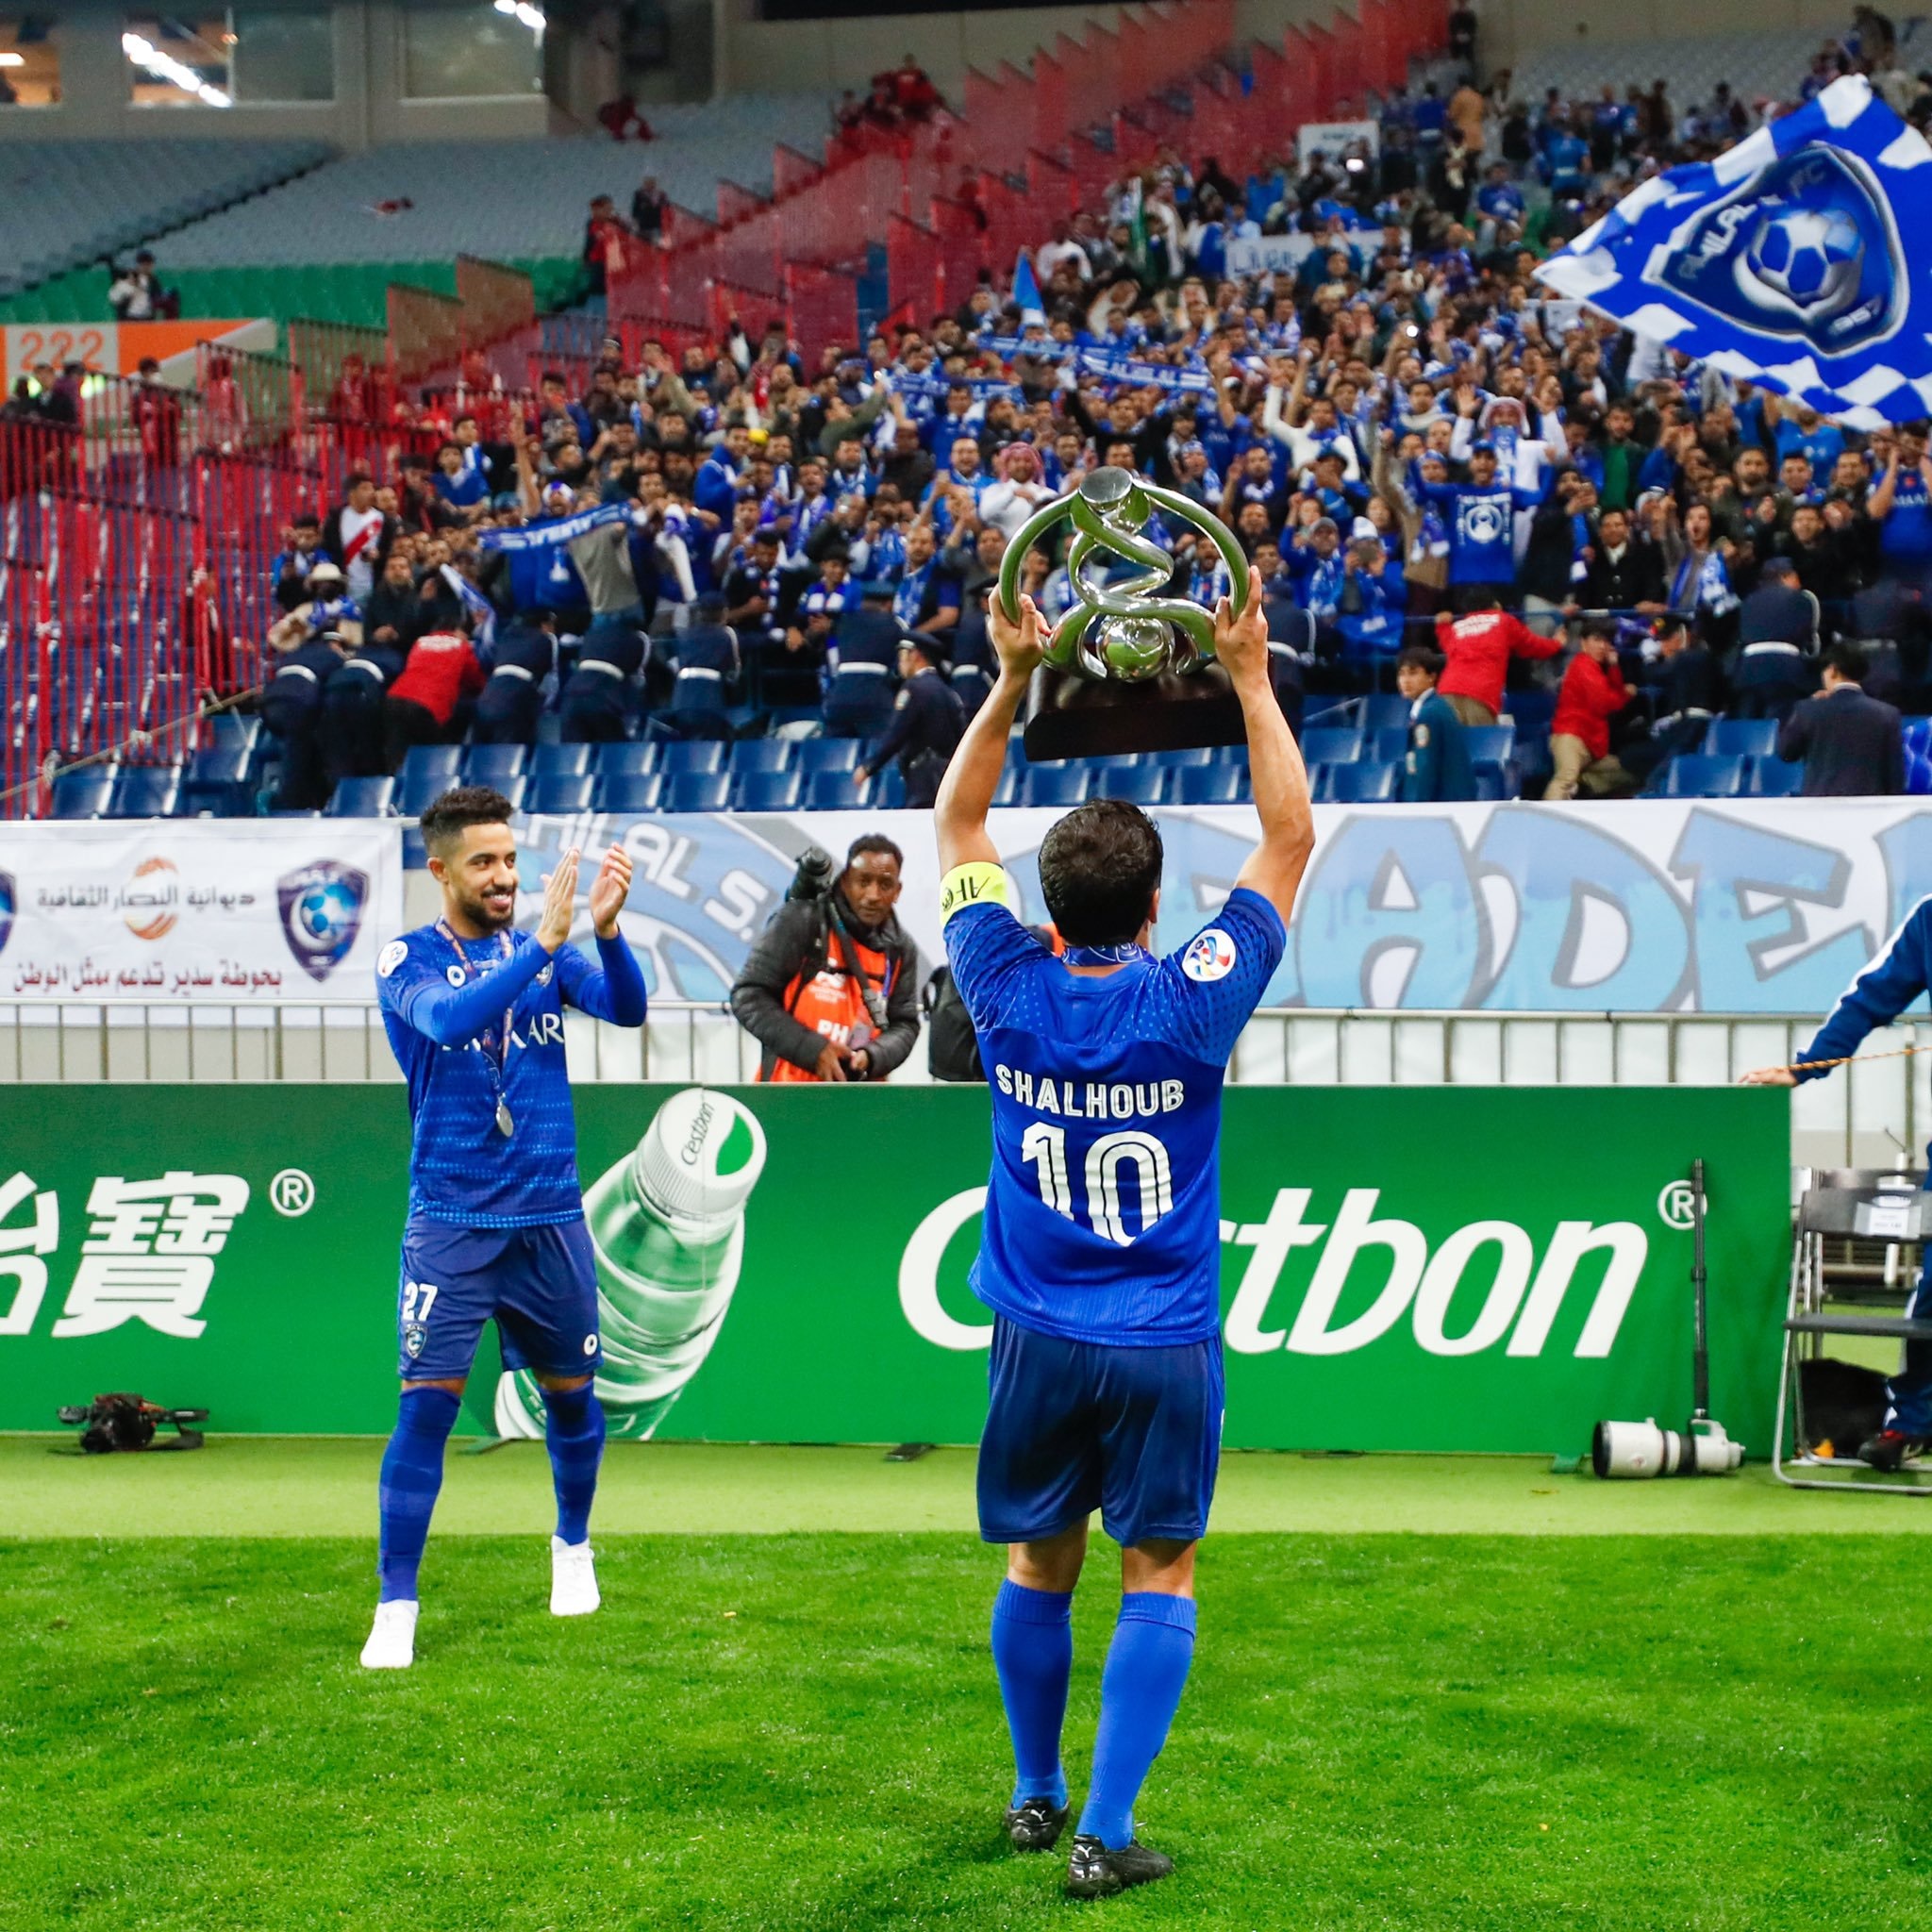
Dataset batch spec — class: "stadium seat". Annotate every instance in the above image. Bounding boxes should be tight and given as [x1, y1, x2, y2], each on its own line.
[325, 776, 396, 817]
[1373, 726, 1409, 765]
[1361, 694, 1412, 734]
[50, 767, 115, 819]
[108, 764, 181, 820]
[1661, 755, 1744, 799]
[1175, 765, 1246, 806]
[594, 742, 658, 777]
[1501, 689, 1557, 737]
[1150, 745, 1216, 768]
[1706, 719, 1779, 760]
[529, 742, 592, 780]
[206, 713, 261, 754]
[795, 738, 861, 776]
[525, 774, 595, 816]
[1096, 766, 1170, 807]
[177, 744, 252, 817]
[657, 740, 727, 777]
[729, 739, 794, 775]
[462, 744, 527, 788]
[1472, 765, 1507, 802]
[1463, 724, 1516, 765]
[733, 771, 804, 811]
[991, 767, 1022, 808]
[495, 774, 528, 812]
[1747, 755, 1805, 797]
[1300, 726, 1365, 767]
[1327, 761, 1401, 804]
[398, 753, 465, 817]
[592, 773, 663, 813]
[874, 766, 907, 808]
[665, 771, 731, 812]
[804, 772, 871, 810]
[1021, 767, 1092, 808]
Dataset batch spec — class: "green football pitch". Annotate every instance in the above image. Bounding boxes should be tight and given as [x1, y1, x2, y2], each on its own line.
[7, 1439, 1932, 1931]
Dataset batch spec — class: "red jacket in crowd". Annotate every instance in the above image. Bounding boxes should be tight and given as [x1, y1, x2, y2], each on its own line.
[1551, 651, 1631, 760]
[390, 631, 484, 724]
[1434, 608, 1561, 715]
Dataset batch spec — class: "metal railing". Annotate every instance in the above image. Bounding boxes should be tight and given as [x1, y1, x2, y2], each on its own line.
[0, 1001, 1917, 1171]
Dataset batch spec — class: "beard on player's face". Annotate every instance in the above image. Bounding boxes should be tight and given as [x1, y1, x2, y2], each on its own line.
[450, 871, 517, 932]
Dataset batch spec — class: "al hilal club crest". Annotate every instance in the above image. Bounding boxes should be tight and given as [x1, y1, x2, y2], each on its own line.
[1648, 142, 1906, 357]
[278, 861, 370, 982]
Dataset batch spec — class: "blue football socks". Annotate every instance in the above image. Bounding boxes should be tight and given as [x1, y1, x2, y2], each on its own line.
[375, 1386, 459, 1602]
[1078, 1592, 1198, 1850]
[991, 1579, 1074, 1808]
[541, 1380, 605, 1546]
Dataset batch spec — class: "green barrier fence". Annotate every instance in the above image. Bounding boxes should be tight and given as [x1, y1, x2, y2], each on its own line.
[0, 1084, 1791, 1457]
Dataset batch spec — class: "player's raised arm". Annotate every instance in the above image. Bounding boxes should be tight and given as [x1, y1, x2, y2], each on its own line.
[557, 845, 648, 1026]
[1219, 575, 1315, 924]
[934, 588, 1044, 876]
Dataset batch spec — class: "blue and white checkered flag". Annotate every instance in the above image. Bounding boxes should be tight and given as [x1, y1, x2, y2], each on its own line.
[1537, 76, 1932, 428]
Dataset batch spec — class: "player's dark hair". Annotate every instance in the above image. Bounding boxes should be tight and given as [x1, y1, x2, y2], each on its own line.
[1038, 799, 1163, 947]
[847, 833, 904, 870]
[420, 786, 517, 857]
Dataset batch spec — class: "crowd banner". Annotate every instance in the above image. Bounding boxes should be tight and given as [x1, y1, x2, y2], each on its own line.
[509, 799, 1932, 1018]
[0, 821, 402, 1002]
[0, 1084, 1790, 1456]
[1225, 232, 1386, 276]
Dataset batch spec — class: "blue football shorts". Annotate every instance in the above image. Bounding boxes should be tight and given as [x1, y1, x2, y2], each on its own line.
[395, 1217, 601, 1383]
[976, 1314, 1224, 1548]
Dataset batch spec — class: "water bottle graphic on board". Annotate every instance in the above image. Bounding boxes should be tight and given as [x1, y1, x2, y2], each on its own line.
[494, 1088, 768, 1441]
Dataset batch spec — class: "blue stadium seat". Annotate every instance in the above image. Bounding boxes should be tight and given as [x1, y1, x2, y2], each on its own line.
[1472, 766, 1507, 802]
[1661, 755, 1744, 799]
[874, 766, 907, 808]
[1175, 765, 1246, 806]
[1705, 718, 1779, 760]
[463, 744, 527, 789]
[402, 743, 462, 791]
[108, 764, 181, 820]
[50, 767, 115, 820]
[494, 774, 527, 812]
[729, 739, 795, 775]
[525, 774, 595, 816]
[1300, 726, 1364, 767]
[804, 772, 871, 810]
[1907, 716, 1932, 794]
[1747, 755, 1805, 796]
[795, 737, 861, 775]
[325, 776, 396, 817]
[1327, 761, 1400, 804]
[991, 767, 1022, 808]
[1096, 766, 1170, 807]
[1361, 694, 1412, 734]
[658, 740, 727, 777]
[529, 742, 592, 780]
[595, 742, 658, 777]
[734, 771, 804, 811]
[1150, 746, 1216, 768]
[206, 712, 260, 754]
[1472, 761, 1514, 802]
[1021, 766, 1092, 808]
[665, 771, 731, 812]
[1501, 689, 1557, 737]
[1463, 724, 1516, 765]
[178, 744, 252, 817]
[593, 773, 663, 813]
[1372, 726, 1408, 765]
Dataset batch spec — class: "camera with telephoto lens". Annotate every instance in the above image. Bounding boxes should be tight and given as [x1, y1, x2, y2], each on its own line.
[58, 1392, 208, 1453]
[787, 844, 836, 903]
[1591, 1415, 1742, 1479]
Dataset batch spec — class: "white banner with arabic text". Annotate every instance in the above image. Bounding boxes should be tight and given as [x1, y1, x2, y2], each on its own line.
[0, 821, 403, 1004]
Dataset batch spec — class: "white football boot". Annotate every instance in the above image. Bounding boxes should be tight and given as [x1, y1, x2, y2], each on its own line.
[359, 1598, 419, 1670]
[550, 1536, 600, 1616]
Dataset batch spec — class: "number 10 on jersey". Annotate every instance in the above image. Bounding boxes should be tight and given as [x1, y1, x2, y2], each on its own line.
[1022, 1123, 1174, 1247]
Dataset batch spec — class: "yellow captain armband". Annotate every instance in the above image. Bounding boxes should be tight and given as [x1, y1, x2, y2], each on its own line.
[940, 862, 1012, 923]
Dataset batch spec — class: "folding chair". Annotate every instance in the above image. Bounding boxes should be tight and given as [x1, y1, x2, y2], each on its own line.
[1774, 1166, 1932, 1493]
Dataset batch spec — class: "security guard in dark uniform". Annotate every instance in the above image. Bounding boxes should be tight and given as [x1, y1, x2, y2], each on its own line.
[669, 591, 741, 740]
[319, 635, 408, 793]
[261, 631, 347, 809]
[822, 579, 902, 739]
[558, 605, 645, 743]
[475, 612, 558, 744]
[856, 631, 965, 808]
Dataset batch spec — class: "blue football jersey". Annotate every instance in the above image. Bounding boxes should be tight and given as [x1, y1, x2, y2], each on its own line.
[945, 881, 1287, 1345]
[376, 923, 647, 1228]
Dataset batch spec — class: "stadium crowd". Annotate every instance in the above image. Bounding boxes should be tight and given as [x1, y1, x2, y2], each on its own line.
[252, 9, 1932, 808]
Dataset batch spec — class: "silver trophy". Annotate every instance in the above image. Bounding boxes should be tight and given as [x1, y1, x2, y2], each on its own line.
[994, 466, 1254, 758]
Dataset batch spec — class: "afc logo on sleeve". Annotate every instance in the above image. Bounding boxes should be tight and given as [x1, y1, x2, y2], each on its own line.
[376, 940, 408, 979]
[1182, 929, 1238, 983]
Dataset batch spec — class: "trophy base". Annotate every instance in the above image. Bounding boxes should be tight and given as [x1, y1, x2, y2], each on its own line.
[1023, 662, 1248, 760]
